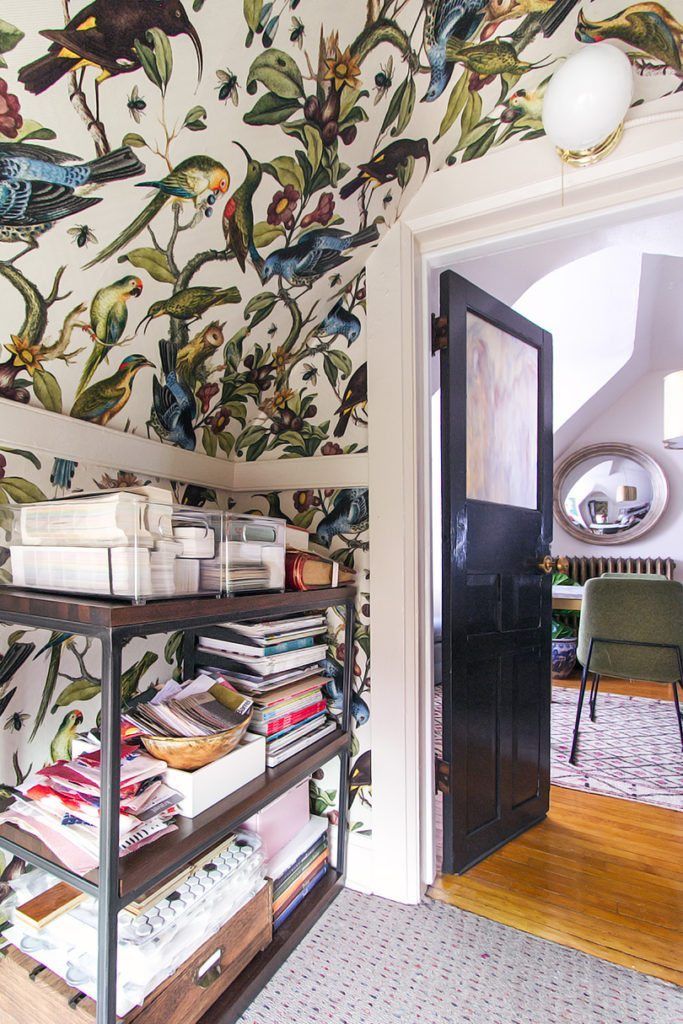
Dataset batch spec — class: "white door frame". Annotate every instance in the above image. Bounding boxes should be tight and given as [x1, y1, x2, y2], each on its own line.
[366, 113, 683, 904]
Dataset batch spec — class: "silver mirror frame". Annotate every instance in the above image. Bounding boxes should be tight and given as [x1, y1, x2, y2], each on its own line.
[553, 443, 669, 545]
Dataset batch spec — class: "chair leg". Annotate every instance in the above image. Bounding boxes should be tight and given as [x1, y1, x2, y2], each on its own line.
[589, 674, 601, 722]
[672, 681, 683, 752]
[569, 664, 589, 764]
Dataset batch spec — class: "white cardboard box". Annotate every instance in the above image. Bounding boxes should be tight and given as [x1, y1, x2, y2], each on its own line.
[164, 733, 266, 818]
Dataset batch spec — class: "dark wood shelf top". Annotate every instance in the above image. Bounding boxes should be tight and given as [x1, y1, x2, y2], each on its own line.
[0, 586, 356, 634]
[198, 869, 344, 1024]
[0, 729, 349, 904]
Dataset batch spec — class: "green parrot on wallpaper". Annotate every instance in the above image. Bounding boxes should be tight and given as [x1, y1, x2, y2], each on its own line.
[576, 3, 683, 70]
[50, 709, 84, 763]
[75, 276, 144, 398]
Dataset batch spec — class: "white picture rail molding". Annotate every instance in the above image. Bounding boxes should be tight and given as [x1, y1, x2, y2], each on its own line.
[0, 398, 369, 492]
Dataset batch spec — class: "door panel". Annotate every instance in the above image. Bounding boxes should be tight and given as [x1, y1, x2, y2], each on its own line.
[439, 270, 553, 874]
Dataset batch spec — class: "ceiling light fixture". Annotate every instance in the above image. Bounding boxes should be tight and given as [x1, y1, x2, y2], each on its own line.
[542, 44, 634, 167]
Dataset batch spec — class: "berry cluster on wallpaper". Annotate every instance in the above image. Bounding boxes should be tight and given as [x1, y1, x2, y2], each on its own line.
[1, 0, 682, 464]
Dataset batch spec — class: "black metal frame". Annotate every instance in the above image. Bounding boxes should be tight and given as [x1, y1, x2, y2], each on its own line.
[570, 636, 683, 764]
[0, 589, 356, 1024]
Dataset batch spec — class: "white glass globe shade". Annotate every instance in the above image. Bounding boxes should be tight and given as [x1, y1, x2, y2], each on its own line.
[542, 44, 633, 153]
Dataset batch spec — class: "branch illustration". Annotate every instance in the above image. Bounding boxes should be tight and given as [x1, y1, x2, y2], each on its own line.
[61, 0, 110, 155]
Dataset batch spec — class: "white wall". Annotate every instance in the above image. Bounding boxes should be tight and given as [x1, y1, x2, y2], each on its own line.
[552, 370, 683, 580]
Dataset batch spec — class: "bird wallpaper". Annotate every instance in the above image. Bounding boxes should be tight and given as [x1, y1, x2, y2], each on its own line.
[0, 0, 682, 464]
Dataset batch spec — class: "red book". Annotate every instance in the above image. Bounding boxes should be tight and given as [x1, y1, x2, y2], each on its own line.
[250, 700, 327, 737]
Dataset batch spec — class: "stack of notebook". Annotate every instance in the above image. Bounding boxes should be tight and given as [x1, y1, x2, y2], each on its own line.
[199, 615, 336, 767]
[267, 815, 329, 929]
[0, 745, 179, 875]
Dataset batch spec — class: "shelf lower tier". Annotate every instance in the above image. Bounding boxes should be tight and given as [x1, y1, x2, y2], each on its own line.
[198, 868, 344, 1024]
[0, 729, 350, 905]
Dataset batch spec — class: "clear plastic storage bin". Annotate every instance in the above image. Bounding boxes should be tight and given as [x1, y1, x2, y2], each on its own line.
[0, 492, 285, 602]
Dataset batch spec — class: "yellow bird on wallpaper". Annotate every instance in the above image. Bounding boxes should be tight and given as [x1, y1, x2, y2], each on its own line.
[85, 156, 230, 268]
[576, 3, 683, 70]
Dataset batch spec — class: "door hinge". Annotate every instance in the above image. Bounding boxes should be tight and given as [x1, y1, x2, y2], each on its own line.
[435, 757, 450, 795]
[431, 314, 448, 354]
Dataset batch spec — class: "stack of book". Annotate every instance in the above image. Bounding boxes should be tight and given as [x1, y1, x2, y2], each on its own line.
[199, 615, 336, 767]
[0, 745, 180, 875]
[267, 815, 329, 929]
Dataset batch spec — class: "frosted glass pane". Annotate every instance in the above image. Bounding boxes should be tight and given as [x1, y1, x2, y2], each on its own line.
[466, 312, 538, 509]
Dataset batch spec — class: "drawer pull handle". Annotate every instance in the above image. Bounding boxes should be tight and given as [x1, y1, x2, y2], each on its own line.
[195, 948, 222, 989]
[29, 964, 46, 982]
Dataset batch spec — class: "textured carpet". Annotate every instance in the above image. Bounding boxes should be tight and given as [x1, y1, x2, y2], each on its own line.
[551, 688, 683, 811]
[237, 889, 682, 1024]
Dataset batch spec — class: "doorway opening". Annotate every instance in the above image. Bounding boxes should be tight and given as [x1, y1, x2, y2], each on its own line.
[428, 198, 683, 986]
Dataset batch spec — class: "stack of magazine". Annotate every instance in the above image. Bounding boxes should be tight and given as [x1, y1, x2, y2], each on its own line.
[199, 615, 336, 768]
[0, 744, 180, 875]
[123, 674, 252, 738]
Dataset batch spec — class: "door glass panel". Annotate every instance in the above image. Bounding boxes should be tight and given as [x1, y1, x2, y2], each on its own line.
[466, 311, 538, 509]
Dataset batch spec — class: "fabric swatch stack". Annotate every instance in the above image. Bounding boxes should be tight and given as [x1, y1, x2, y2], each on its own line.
[0, 744, 179, 875]
[198, 615, 336, 767]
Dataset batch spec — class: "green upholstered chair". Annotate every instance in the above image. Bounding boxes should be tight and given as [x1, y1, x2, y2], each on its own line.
[570, 576, 683, 763]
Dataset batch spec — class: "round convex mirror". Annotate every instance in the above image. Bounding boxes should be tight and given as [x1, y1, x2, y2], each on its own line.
[553, 443, 668, 544]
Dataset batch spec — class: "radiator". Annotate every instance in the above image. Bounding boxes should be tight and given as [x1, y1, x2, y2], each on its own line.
[560, 555, 676, 585]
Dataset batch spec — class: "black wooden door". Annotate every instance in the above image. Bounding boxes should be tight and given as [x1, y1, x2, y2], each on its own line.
[437, 270, 553, 875]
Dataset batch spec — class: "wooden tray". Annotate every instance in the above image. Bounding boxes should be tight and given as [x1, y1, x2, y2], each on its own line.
[0, 882, 272, 1024]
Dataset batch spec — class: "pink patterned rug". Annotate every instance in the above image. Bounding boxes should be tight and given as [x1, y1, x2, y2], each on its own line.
[551, 687, 683, 811]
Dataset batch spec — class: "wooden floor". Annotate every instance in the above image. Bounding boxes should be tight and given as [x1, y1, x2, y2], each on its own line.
[429, 680, 683, 987]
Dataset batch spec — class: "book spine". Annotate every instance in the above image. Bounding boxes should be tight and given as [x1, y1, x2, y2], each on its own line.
[262, 636, 315, 656]
[274, 864, 328, 930]
[256, 701, 326, 736]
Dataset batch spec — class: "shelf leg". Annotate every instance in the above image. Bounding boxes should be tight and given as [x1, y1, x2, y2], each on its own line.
[336, 598, 356, 878]
[97, 631, 122, 1024]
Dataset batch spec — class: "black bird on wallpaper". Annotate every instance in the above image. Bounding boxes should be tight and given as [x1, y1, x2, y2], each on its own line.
[19, 0, 203, 116]
[339, 139, 430, 200]
[334, 362, 367, 438]
[0, 143, 144, 260]
[349, 750, 372, 808]
[149, 339, 197, 451]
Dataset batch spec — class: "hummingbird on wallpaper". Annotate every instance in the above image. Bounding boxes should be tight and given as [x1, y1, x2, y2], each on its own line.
[0, 143, 144, 260]
[318, 298, 361, 345]
[339, 139, 430, 200]
[19, 0, 203, 121]
[50, 710, 84, 764]
[334, 362, 367, 438]
[261, 226, 380, 287]
[149, 339, 196, 451]
[314, 489, 369, 549]
[70, 354, 154, 426]
[86, 156, 231, 267]
[137, 287, 240, 331]
[75, 276, 144, 398]
[222, 143, 264, 274]
[576, 4, 683, 69]
[422, 0, 489, 102]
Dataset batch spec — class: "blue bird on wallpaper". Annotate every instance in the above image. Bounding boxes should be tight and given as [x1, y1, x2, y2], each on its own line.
[322, 657, 370, 727]
[319, 299, 361, 346]
[260, 226, 380, 287]
[422, 0, 489, 102]
[0, 144, 144, 259]
[149, 339, 197, 450]
[314, 489, 369, 549]
[51, 458, 77, 490]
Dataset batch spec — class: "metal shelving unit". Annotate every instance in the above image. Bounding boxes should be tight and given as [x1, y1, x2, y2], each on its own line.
[0, 585, 356, 1024]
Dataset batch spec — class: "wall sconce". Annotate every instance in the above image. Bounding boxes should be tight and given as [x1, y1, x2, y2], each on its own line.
[663, 370, 683, 449]
[542, 43, 634, 167]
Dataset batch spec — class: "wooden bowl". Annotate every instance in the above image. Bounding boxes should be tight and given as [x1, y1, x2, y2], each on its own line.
[140, 685, 252, 771]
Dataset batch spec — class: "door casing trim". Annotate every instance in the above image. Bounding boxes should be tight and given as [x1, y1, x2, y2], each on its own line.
[366, 112, 683, 904]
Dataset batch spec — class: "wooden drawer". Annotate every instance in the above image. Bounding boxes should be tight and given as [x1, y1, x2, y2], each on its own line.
[0, 882, 272, 1024]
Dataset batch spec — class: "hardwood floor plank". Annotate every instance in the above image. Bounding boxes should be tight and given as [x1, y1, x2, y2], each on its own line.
[430, 786, 683, 987]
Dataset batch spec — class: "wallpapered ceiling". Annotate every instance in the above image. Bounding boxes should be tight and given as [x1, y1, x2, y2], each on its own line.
[1, 0, 682, 464]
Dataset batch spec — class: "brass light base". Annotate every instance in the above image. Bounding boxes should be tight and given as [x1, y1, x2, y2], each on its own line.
[556, 122, 624, 167]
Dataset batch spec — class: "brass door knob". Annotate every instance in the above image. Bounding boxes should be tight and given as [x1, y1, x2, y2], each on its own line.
[538, 555, 569, 575]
